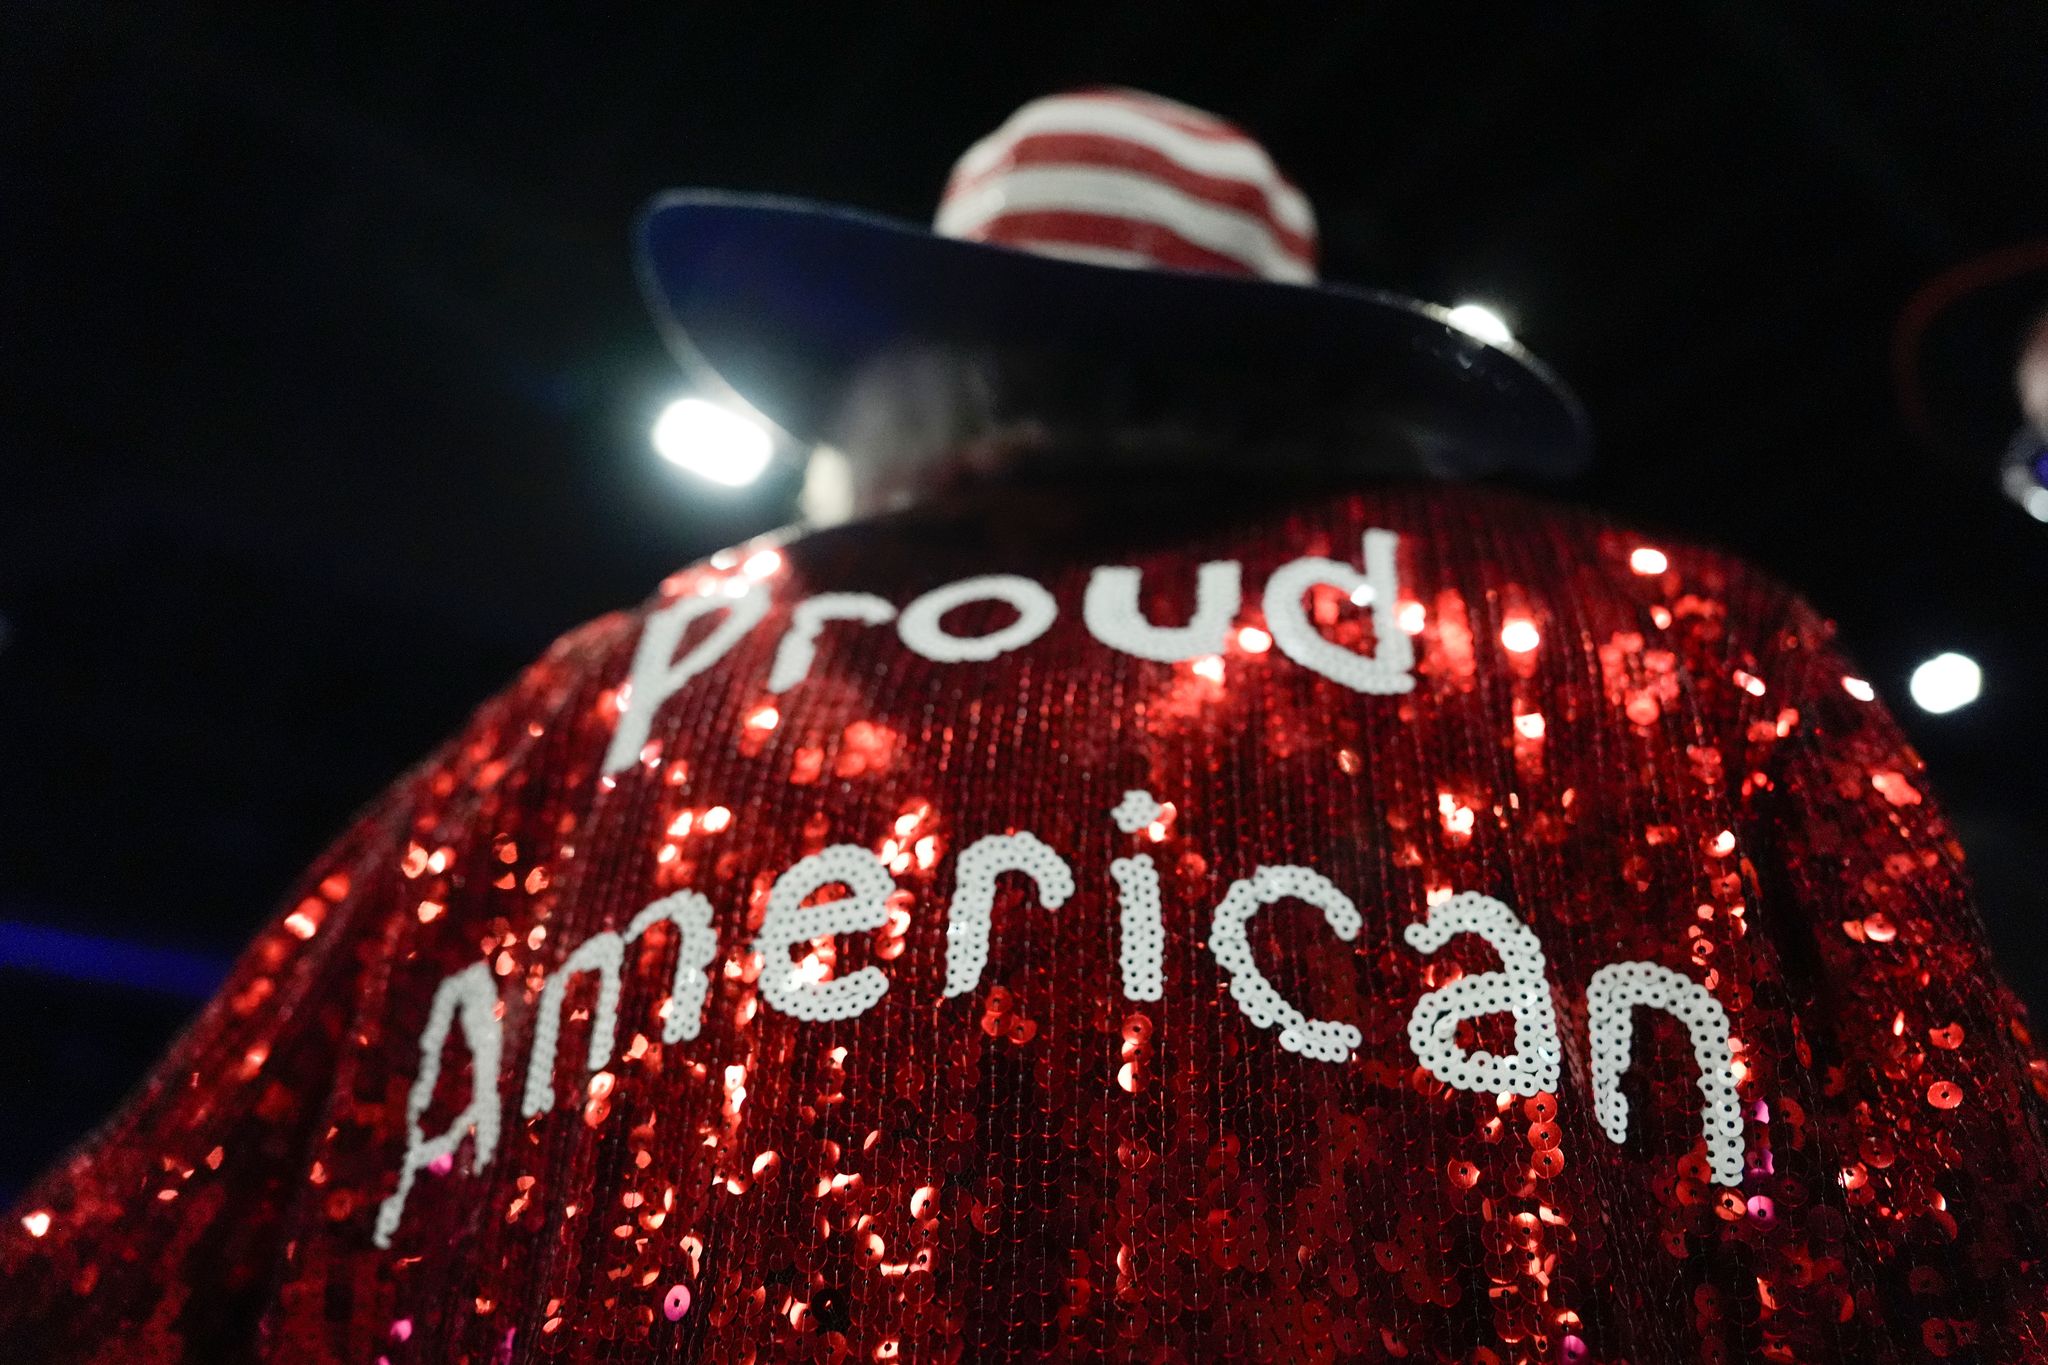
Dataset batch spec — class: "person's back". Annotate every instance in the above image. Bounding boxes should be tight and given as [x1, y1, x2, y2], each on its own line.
[10, 85, 2048, 1363]
[9, 476, 2046, 1360]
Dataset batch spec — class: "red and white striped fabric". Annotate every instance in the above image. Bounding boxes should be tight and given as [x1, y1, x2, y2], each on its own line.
[935, 88, 1319, 284]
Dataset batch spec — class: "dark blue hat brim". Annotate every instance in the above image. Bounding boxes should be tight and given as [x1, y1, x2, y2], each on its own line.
[636, 190, 1591, 476]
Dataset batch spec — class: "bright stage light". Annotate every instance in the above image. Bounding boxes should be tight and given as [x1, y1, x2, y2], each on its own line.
[1499, 619, 1541, 654]
[1445, 302, 1513, 346]
[1629, 546, 1669, 575]
[1908, 652, 1982, 715]
[652, 398, 773, 487]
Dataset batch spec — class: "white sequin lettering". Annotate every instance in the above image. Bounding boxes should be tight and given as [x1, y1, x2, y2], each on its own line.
[375, 962, 502, 1248]
[942, 832, 1076, 998]
[754, 845, 897, 1021]
[1083, 561, 1241, 662]
[1403, 891, 1562, 1095]
[897, 574, 1058, 663]
[1587, 959, 1744, 1186]
[1209, 865, 1364, 1063]
[1263, 529, 1414, 694]
[603, 587, 770, 774]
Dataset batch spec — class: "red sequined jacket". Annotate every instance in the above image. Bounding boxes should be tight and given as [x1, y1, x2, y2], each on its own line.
[6, 482, 2046, 1363]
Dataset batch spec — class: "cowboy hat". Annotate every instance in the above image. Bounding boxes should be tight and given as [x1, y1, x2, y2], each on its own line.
[636, 88, 1591, 478]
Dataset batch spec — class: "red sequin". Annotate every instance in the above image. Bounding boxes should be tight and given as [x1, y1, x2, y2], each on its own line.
[5, 485, 2048, 1361]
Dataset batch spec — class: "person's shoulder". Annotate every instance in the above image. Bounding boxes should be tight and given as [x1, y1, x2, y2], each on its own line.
[1416, 483, 1802, 600]
[1358, 483, 1828, 681]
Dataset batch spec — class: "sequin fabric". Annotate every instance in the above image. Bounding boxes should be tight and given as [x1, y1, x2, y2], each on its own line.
[6, 481, 2047, 1362]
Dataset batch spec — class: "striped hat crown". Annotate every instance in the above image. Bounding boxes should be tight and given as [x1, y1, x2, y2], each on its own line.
[935, 88, 1318, 285]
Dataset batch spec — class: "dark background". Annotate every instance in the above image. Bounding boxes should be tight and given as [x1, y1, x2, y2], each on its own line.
[3, 4, 2044, 1203]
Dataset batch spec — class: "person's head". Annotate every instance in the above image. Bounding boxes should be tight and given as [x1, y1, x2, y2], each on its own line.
[648, 88, 1587, 527]
[808, 338, 1458, 522]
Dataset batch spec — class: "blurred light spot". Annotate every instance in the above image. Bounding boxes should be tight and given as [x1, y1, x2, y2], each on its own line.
[1446, 302, 1513, 345]
[2025, 487, 2048, 523]
[653, 398, 773, 487]
[1438, 791, 1476, 837]
[1841, 676, 1875, 702]
[1191, 655, 1225, 683]
[1908, 652, 1981, 715]
[1500, 619, 1541, 654]
[1236, 626, 1272, 654]
[1629, 547, 1669, 575]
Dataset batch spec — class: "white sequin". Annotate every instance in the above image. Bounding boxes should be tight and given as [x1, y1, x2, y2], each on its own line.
[1402, 891, 1562, 1096]
[374, 962, 502, 1248]
[625, 890, 721, 1044]
[767, 592, 896, 693]
[603, 586, 771, 774]
[1109, 789, 1163, 835]
[1262, 529, 1415, 694]
[754, 844, 896, 1020]
[1111, 854, 1165, 1001]
[1208, 865, 1364, 1063]
[518, 891, 724, 1118]
[896, 574, 1058, 663]
[1586, 959, 1745, 1186]
[520, 931, 626, 1119]
[1082, 560, 1242, 662]
[942, 832, 1076, 997]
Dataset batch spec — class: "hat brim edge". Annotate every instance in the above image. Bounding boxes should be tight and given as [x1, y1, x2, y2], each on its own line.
[634, 189, 1592, 477]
